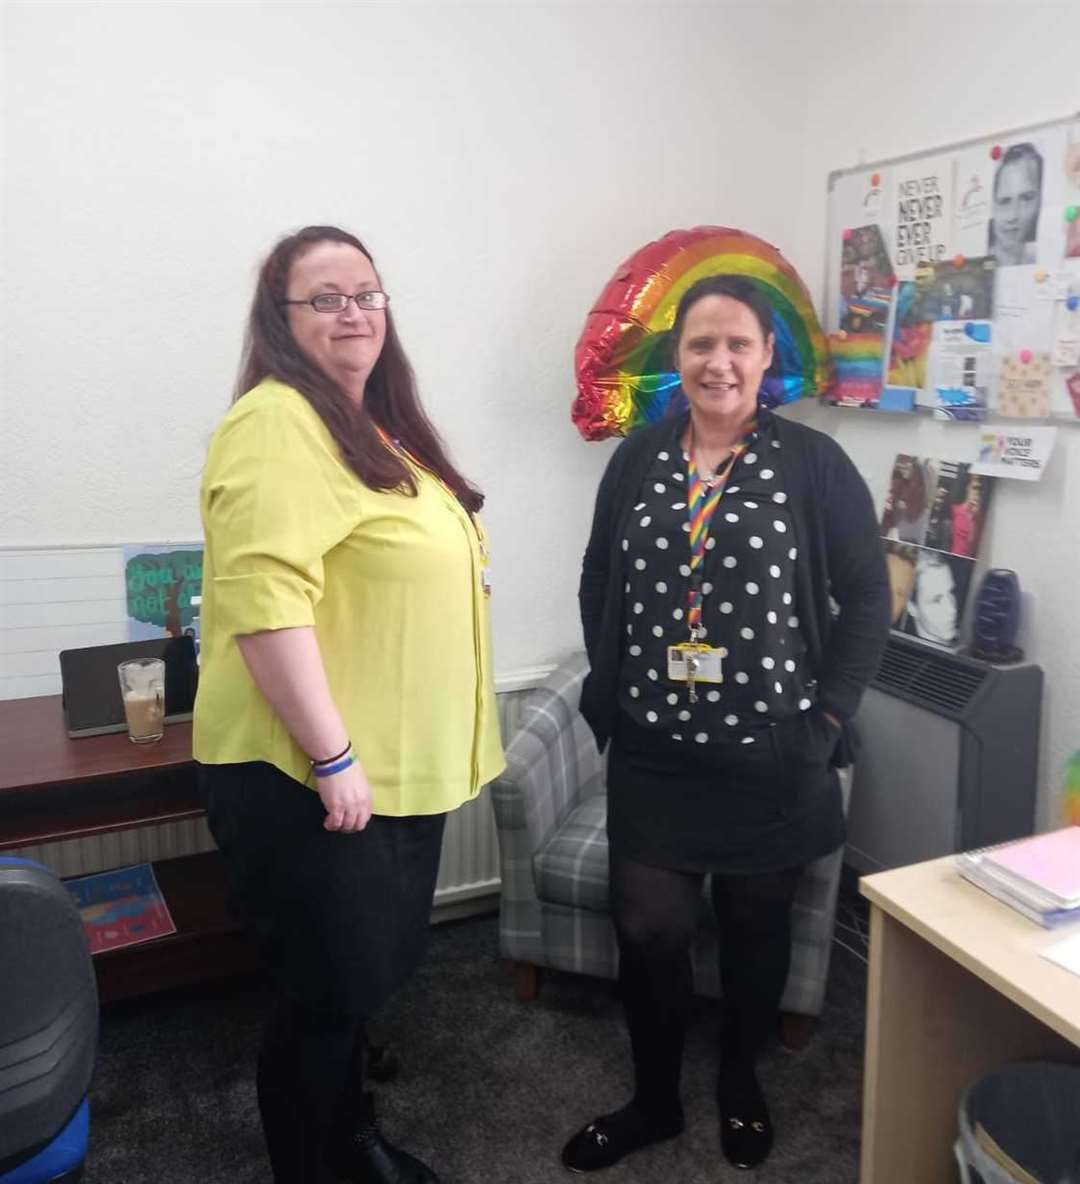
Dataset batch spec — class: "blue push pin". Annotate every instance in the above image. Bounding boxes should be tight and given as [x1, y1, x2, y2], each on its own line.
[1068, 294, 1080, 313]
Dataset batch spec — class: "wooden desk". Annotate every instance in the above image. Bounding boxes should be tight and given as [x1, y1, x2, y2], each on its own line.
[0, 695, 259, 1001]
[860, 857, 1080, 1183]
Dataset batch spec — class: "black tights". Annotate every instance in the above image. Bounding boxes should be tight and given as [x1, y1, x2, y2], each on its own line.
[256, 994, 369, 1184]
[610, 853, 803, 1120]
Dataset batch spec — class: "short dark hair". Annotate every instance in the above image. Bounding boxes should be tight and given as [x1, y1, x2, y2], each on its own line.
[669, 275, 774, 359]
[236, 225, 482, 512]
[993, 142, 1043, 197]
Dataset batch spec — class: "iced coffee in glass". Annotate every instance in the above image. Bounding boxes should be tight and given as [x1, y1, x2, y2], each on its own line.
[117, 658, 166, 744]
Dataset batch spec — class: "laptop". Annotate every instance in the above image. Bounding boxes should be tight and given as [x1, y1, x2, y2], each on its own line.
[58, 636, 199, 738]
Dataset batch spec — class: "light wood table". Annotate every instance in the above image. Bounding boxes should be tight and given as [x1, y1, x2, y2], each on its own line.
[860, 856, 1080, 1184]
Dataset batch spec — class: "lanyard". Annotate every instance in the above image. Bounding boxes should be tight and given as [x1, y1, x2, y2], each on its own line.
[373, 424, 488, 561]
[685, 438, 748, 639]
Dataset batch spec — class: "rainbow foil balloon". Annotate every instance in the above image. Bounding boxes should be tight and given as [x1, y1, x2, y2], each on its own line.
[1064, 751, 1080, 826]
[572, 226, 828, 442]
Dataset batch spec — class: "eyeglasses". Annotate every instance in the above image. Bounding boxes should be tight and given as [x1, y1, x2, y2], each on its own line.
[281, 291, 390, 314]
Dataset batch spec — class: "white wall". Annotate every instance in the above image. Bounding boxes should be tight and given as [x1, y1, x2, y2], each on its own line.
[0, 0, 811, 675]
[788, 1, 1080, 827]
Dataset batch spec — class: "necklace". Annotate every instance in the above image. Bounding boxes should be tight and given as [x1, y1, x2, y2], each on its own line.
[686, 425, 739, 487]
[696, 447, 736, 488]
[700, 458, 732, 489]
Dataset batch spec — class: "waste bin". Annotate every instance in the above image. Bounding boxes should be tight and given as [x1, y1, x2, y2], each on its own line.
[955, 1062, 1080, 1184]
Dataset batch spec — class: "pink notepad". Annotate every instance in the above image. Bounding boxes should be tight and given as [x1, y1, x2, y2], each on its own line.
[983, 827, 1080, 907]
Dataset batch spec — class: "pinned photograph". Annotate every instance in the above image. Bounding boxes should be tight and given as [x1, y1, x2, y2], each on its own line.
[881, 454, 936, 546]
[886, 280, 932, 392]
[926, 461, 993, 558]
[896, 548, 976, 649]
[839, 224, 895, 333]
[881, 454, 994, 649]
[988, 142, 1043, 268]
[913, 256, 996, 322]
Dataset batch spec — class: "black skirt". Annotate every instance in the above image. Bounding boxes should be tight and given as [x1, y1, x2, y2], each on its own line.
[606, 709, 844, 875]
[199, 761, 446, 1017]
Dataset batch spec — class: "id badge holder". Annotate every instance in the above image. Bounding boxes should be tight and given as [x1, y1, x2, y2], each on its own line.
[667, 643, 725, 683]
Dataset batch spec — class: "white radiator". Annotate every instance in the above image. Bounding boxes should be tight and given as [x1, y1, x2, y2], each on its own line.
[9, 686, 535, 918]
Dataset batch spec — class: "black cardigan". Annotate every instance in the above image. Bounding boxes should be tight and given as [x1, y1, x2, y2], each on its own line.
[578, 411, 891, 759]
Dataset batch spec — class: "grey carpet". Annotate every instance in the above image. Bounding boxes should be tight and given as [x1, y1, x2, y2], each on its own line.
[84, 897, 868, 1183]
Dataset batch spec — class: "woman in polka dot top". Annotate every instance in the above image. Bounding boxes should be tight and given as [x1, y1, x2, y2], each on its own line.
[563, 276, 890, 1174]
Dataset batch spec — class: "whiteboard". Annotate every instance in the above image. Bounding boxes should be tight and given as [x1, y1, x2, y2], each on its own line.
[825, 113, 1080, 421]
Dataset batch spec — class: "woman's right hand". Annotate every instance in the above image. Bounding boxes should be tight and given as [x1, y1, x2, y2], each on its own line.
[316, 760, 374, 833]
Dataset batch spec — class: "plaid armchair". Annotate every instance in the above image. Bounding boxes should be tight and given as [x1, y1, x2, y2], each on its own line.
[489, 652, 852, 1047]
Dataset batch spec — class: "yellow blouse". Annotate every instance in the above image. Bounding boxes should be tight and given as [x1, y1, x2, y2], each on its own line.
[192, 379, 505, 815]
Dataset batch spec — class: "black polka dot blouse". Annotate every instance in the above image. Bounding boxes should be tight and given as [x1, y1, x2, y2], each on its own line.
[617, 416, 815, 744]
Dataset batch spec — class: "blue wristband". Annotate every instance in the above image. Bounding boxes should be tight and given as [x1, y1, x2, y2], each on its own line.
[312, 751, 355, 778]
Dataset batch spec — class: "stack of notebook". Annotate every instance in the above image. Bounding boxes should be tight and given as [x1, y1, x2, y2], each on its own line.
[955, 826, 1080, 928]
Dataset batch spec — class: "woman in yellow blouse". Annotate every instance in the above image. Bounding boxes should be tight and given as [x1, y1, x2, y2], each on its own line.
[194, 225, 504, 1184]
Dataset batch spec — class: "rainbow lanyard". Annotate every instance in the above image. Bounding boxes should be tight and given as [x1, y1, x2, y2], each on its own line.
[685, 434, 751, 641]
[372, 423, 487, 560]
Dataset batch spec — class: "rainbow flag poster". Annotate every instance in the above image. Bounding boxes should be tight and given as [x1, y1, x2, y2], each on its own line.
[828, 224, 896, 408]
[65, 863, 176, 955]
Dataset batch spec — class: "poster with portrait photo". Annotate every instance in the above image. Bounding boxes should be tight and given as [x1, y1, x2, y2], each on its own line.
[992, 129, 1069, 268]
[894, 546, 976, 650]
[987, 141, 1044, 268]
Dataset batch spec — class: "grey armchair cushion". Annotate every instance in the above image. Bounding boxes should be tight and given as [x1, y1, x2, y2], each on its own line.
[533, 793, 609, 914]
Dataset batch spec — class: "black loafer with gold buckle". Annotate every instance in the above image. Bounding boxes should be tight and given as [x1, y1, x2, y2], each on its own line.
[561, 1103, 684, 1173]
[718, 1071, 774, 1170]
[720, 1110, 774, 1169]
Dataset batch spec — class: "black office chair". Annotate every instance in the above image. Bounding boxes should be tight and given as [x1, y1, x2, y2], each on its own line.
[0, 857, 98, 1184]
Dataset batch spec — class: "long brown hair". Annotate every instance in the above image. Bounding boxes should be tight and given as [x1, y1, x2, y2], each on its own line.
[236, 225, 483, 512]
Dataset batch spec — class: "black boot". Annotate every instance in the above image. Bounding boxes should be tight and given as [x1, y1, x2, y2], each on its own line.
[326, 1094, 440, 1184]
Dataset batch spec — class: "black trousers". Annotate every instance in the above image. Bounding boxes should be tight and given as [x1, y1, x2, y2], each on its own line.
[199, 762, 446, 1184]
[610, 848, 803, 1121]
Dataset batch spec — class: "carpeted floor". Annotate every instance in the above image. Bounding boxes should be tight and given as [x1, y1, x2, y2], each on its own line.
[85, 890, 869, 1184]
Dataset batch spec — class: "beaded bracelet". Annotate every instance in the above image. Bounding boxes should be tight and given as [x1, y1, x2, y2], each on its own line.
[312, 747, 356, 778]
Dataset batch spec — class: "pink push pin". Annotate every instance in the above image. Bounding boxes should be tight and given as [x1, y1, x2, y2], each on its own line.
[991, 144, 1003, 161]
[1019, 349, 1033, 364]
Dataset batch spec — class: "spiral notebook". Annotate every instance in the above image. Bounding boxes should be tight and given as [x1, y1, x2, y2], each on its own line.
[980, 827, 1080, 909]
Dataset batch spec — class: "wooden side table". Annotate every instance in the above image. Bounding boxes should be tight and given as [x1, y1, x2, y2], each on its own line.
[0, 695, 260, 1001]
